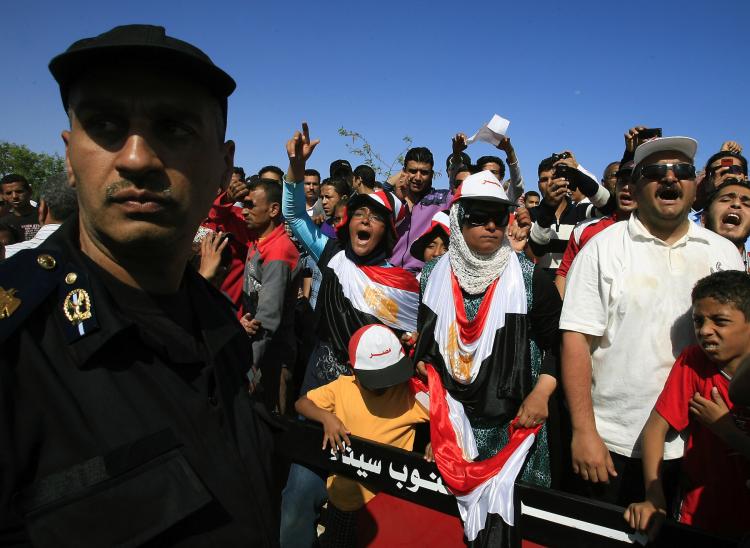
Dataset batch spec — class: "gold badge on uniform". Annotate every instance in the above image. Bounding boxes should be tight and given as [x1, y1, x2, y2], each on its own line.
[0, 287, 21, 319]
[63, 288, 92, 324]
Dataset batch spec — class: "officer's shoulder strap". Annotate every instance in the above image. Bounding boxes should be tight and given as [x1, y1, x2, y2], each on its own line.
[0, 248, 65, 345]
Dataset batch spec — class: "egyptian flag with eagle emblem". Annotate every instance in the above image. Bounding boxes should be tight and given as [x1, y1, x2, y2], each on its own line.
[411, 251, 539, 540]
[411, 169, 541, 540]
[314, 189, 418, 356]
[414, 251, 534, 420]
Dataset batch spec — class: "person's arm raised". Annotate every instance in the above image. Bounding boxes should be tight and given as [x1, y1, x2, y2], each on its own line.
[286, 121, 319, 182]
[282, 122, 328, 261]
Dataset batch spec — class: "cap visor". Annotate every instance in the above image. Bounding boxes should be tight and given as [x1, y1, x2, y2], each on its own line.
[355, 355, 414, 390]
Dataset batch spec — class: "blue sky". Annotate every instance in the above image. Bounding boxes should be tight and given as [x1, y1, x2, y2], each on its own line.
[3, 0, 750, 191]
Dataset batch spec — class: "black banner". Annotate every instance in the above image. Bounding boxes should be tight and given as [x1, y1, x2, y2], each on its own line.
[274, 416, 459, 516]
[275, 417, 740, 546]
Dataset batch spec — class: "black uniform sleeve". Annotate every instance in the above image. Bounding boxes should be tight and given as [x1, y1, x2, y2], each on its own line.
[529, 265, 562, 378]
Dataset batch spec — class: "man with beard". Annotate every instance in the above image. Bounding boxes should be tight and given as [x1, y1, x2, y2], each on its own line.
[0, 25, 277, 546]
[560, 137, 744, 508]
[702, 177, 750, 271]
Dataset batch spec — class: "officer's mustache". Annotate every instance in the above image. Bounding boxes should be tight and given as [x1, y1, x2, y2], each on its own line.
[105, 179, 177, 204]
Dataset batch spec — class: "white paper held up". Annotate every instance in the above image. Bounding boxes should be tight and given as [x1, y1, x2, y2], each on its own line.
[466, 114, 510, 146]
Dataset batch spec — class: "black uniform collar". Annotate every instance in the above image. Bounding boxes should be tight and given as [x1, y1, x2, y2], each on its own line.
[39, 218, 241, 368]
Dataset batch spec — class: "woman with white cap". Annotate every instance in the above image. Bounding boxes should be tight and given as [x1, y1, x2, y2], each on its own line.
[414, 170, 562, 546]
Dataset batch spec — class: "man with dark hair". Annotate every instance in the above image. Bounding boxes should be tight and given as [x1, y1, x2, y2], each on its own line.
[240, 177, 301, 412]
[329, 159, 353, 184]
[694, 146, 748, 211]
[0, 24, 277, 545]
[258, 164, 284, 183]
[302, 168, 324, 218]
[702, 177, 750, 270]
[352, 164, 376, 195]
[524, 190, 540, 208]
[389, 146, 451, 272]
[601, 162, 620, 194]
[528, 151, 612, 277]
[233, 166, 246, 179]
[448, 163, 471, 195]
[450, 134, 525, 202]
[4, 172, 77, 257]
[0, 173, 40, 241]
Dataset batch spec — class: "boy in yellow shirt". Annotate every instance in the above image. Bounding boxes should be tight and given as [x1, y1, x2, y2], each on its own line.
[295, 324, 429, 547]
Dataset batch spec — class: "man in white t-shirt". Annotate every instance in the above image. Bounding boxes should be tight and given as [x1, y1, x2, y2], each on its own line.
[560, 136, 744, 507]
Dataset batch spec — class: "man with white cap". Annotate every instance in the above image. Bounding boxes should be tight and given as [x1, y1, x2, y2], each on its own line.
[560, 136, 745, 507]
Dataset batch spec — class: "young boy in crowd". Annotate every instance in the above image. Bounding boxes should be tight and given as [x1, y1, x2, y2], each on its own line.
[295, 324, 429, 546]
[624, 270, 750, 539]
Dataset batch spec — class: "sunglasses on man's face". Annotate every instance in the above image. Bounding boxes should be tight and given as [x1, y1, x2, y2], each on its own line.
[464, 208, 510, 228]
[639, 163, 696, 181]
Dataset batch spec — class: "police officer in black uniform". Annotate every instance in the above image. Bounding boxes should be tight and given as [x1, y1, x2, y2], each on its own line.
[0, 25, 278, 546]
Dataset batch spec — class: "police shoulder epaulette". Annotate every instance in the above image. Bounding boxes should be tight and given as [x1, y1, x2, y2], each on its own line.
[0, 248, 66, 345]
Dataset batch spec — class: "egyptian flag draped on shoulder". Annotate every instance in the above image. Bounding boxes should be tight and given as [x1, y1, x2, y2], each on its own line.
[411, 251, 538, 541]
[415, 252, 533, 420]
[316, 239, 419, 357]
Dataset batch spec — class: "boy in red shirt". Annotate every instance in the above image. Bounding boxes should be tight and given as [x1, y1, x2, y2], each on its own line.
[624, 270, 750, 539]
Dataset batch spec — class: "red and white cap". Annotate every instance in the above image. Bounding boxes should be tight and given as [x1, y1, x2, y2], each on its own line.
[451, 170, 514, 207]
[336, 189, 407, 239]
[348, 324, 414, 390]
[409, 210, 450, 262]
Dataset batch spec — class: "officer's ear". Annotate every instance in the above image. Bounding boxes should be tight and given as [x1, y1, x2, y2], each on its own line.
[61, 130, 76, 189]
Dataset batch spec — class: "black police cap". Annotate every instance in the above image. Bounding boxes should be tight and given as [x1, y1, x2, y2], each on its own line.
[49, 24, 236, 114]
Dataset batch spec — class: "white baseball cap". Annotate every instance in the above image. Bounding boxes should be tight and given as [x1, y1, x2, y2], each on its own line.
[451, 170, 514, 206]
[633, 136, 698, 167]
[347, 324, 413, 390]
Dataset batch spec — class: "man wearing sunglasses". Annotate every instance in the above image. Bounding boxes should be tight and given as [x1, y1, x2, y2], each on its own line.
[560, 137, 744, 509]
[389, 147, 451, 273]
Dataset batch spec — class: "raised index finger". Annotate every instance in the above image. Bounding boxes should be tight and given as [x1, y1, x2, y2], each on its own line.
[302, 122, 311, 143]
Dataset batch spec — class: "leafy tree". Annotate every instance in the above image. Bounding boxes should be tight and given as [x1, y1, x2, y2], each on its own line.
[0, 141, 65, 197]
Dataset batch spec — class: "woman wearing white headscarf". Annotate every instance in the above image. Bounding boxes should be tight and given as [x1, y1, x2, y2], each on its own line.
[414, 171, 562, 546]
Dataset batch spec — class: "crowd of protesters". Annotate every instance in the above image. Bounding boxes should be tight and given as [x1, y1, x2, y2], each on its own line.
[2, 23, 750, 548]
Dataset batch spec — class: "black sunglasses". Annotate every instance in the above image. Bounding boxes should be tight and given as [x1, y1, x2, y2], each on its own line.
[639, 163, 696, 181]
[464, 209, 510, 228]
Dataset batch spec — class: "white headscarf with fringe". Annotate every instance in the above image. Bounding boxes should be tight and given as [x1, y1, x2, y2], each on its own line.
[448, 201, 513, 295]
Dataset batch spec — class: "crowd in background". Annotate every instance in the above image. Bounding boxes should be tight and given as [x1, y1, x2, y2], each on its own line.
[3, 123, 750, 547]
